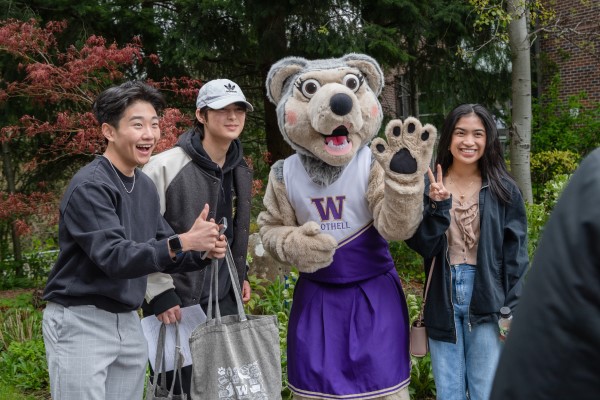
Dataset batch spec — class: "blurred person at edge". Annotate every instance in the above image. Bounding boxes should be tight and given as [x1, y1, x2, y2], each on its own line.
[491, 148, 600, 400]
[406, 103, 529, 400]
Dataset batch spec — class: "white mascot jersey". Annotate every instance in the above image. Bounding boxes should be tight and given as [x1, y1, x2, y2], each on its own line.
[283, 146, 373, 246]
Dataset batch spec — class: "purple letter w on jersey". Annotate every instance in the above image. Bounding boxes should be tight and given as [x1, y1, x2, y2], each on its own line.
[311, 196, 346, 221]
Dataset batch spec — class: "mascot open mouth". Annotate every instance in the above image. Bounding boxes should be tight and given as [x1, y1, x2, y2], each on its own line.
[323, 125, 353, 155]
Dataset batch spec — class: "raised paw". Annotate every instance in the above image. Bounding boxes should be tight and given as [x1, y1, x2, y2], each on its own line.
[370, 117, 437, 177]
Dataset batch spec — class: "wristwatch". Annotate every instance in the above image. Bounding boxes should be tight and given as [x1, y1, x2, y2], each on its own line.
[168, 234, 183, 256]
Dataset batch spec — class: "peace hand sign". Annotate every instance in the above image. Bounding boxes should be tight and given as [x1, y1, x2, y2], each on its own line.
[427, 164, 451, 201]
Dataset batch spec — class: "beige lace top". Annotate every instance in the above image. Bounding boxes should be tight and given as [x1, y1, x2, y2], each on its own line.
[448, 190, 480, 266]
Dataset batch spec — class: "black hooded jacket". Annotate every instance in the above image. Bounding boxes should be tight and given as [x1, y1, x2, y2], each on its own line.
[142, 129, 253, 315]
[406, 174, 528, 343]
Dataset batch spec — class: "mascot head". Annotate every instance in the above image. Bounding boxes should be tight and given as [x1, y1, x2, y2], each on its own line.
[266, 54, 384, 168]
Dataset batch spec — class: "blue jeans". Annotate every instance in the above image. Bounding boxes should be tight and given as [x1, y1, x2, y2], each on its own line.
[428, 264, 502, 400]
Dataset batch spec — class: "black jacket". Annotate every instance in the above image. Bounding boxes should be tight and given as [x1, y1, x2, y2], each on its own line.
[491, 148, 600, 400]
[406, 174, 529, 342]
[43, 156, 205, 313]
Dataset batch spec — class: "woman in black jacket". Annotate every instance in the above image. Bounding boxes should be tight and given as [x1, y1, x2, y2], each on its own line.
[407, 104, 529, 400]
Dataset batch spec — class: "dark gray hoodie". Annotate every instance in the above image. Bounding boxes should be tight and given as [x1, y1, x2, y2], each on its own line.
[142, 129, 253, 315]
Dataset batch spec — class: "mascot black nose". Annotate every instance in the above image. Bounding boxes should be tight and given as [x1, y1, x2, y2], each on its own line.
[330, 93, 353, 116]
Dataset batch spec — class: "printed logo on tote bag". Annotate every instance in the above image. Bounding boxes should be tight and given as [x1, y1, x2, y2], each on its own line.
[217, 360, 268, 399]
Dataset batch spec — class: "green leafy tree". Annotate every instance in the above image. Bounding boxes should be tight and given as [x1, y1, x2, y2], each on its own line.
[533, 74, 600, 156]
[467, 0, 599, 203]
[12, 0, 520, 166]
[157, 0, 369, 163]
[466, 0, 539, 202]
[157, 0, 514, 163]
[361, 0, 512, 128]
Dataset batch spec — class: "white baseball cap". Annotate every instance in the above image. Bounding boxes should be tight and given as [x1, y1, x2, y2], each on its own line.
[195, 79, 254, 111]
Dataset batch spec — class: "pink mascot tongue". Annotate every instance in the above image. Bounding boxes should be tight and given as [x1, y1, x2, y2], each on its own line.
[324, 135, 352, 155]
[326, 136, 346, 146]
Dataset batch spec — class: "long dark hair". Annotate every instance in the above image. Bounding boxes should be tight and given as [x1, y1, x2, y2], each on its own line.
[436, 103, 516, 204]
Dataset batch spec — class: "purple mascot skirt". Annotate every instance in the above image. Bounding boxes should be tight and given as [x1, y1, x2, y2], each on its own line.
[287, 266, 411, 399]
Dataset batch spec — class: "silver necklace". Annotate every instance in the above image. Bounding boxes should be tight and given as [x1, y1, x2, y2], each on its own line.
[101, 155, 135, 194]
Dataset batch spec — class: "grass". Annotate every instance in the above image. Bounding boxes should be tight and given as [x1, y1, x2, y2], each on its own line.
[0, 289, 49, 400]
[0, 386, 47, 400]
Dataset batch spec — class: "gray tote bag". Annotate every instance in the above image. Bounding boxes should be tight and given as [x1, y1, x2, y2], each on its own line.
[189, 244, 282, 399]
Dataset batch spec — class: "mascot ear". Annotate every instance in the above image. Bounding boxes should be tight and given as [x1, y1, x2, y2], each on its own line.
[341, 53, 384, 96]
[266, 56, 308, 104]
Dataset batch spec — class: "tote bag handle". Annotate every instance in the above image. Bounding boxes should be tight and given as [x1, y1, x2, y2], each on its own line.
[146, 322, 185, 400]
[205, 241, 247, 323]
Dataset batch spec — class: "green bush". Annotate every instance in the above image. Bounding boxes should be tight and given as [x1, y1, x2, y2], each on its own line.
[0, 305, 48, 396]
[0, 292, 36, 311]
[540, 174, 570, 209]
[0, 339, 48, 391]
[0, 309, 43, 351]
[530, 150, 579, 203]
[0, 247, 57, 290]
[0, 385, 44, 400]
[409, 354, 436, 400]
[406, 293, 436, 399]
[389, 241, 424, 286]
[532, 74, 600, 156]
[246, 270, 297, 400]
[526, 202, 547, 261]
[526, 173, 571, 260]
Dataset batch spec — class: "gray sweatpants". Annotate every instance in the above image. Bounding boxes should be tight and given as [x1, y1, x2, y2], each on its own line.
[42, 302, 148, 400]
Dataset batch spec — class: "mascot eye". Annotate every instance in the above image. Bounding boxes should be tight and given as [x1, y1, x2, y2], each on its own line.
[300, 79, 321, 98]
[343, 74, 362, 92]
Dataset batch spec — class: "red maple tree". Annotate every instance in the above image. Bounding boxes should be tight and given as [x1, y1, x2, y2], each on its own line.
[0, 18, 200, 262]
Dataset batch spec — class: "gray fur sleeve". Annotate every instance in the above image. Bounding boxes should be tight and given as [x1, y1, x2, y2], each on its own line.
[271, 159, 285, 183]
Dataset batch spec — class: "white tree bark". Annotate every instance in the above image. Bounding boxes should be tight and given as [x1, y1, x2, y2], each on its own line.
[507, 0, 533, 203]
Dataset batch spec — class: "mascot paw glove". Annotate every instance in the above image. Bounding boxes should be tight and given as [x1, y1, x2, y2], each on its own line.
[283, 221, 337, 273]
[371, 117, 437, 184]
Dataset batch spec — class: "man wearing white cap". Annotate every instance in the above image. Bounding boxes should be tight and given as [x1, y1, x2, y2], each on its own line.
[142, 79, 254, 395]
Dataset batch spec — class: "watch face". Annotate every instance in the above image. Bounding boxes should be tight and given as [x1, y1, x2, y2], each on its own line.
[169, 235, 182, 253]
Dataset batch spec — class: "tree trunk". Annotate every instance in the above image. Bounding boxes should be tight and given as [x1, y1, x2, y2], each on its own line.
[254, 3, 294, 164]
[263, 96, 294, 164]
[2, 141, 23, 272]
[507, 0, 533, 203]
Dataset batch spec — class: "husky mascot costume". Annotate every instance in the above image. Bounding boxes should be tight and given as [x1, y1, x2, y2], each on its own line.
[258, 54, 436, 399]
